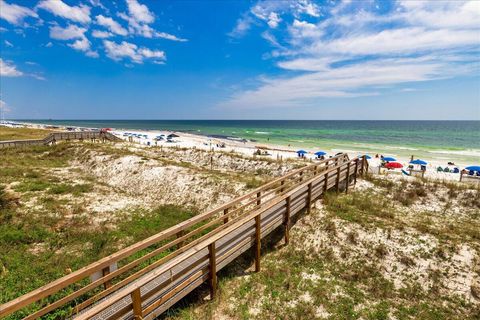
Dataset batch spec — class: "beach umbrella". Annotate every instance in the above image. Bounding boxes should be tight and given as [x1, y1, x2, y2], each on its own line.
[296, 150, 307, 154]
[465, 165, 480, 171]
[314, 151, 326, 156]
[383, 156, 396, 162]
[359, 154, 371, 159]
[385, 162, 403, 169]
[410, 159, 428, 165]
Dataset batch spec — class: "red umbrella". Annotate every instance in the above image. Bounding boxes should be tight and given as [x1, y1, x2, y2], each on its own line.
[385, 162, 403, 169]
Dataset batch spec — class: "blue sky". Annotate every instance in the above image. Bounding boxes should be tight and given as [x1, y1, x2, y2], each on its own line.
[0, 0, 479, 120]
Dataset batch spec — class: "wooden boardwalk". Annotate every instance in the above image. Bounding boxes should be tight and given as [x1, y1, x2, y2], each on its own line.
[0, 154, 368, 320]
[0, 131, 121, 149]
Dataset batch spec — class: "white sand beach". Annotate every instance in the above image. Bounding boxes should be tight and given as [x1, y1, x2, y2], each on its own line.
[4, 121, 477, 183]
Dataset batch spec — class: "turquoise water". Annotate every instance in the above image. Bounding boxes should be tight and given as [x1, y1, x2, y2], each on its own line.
[18, 120, 480, 165]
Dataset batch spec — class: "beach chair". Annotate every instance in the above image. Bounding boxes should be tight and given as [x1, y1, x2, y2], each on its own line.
[443, 167, 450, 173]
[469, 170, 474, 176]
[437, 166, 443, 172]
[453, 168, 459, 173]
[476, 171, 480, 177]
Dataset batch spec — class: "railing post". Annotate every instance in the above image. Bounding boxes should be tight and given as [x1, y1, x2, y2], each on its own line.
[223, 208, 229, 224]
[280, 180, 285, 193]
[324, 170, 329, 193]
[176, 230, 185, 249]
[256, 192, 261, 206]
[131, 288, 143, 320]
[208, 243, 217, 299]
[307, 182, 312, 213]
[102, 267, 111, 290]
[284, 196, 291, 245]
[254, 215, 261, 272]
[299, 171, 303, 182]
[354, 159, 359, 186]
[345, 162, 351, 194]
[335, 167, 341, 193]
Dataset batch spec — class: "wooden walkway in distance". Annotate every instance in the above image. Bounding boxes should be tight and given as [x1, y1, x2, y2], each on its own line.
[0, 131, 121, 149]
[0, 154, 368, 320]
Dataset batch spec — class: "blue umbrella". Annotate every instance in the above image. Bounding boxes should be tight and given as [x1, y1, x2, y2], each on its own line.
[465, 165, 480, 171]
[359, 154, 371, 159]
[410, 159, 428, 165]
[297, 150, 307, 154]
[383, 156, 396, 162]
[314, 151, 326, 156]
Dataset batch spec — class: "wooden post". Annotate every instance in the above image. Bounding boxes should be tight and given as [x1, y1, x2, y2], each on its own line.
[176, 230, 185, 249]
[335, 167, 341, 193]
[131, 288, 143, 320]
[280, 180, 285, 193]
[345, 162, 351, 194]
[361, 156, 366, 176]
[208, 243, 217, 299]
[307, 183, 312, 214]
[254, 215, 261, 272]
[223, 208, 229, 224]
[102, 267, 111, 290]
[256, 192, 261, 206]
[284, 197, 291, 245]
[299, 171, 303, 182]
[324, 171, 329, 193]
[354, 159, 359, 186]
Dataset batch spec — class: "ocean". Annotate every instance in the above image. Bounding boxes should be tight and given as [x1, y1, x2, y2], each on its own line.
[18, 120, 480, 165]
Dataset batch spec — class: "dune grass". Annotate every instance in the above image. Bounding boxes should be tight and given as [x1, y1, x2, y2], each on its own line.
[0, 126, 52, 141]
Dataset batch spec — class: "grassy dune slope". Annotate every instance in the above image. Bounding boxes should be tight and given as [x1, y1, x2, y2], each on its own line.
[165, 177, 480, 320]
[0, 126, 52, 141]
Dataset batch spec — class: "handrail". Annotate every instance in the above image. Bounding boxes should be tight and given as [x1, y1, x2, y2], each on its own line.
[0, 153, 361, 319]
[0, 131, 121, 149]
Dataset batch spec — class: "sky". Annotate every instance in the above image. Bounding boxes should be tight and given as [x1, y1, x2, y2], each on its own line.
[0, 0, 479, 120]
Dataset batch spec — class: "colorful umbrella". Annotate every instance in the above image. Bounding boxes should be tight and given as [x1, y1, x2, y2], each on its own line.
[385, 162, 403, 169]
[465, 165, 480, 171]
[297, 150, 307, 154]
[314, 151, 326, 156]
[383, 156, 396, 162]
[410, 159, 428, 165]
[359, 154, 371, 159]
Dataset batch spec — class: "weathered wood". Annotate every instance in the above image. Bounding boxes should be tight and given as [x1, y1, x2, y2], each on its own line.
[102, 267, 111, 290]
[307, 183, 312, 213]
[131, 288, 143, 320]
[223, 208, 229, 224]
[335, 167, 341, 193]
[284, 197, 291, 245]
[208, 243, 217, 299]
[257, 192, 261, 206]
[345, 163, 351, 194]
[354, 159, 359, 186]
[255, 215, 261, 272]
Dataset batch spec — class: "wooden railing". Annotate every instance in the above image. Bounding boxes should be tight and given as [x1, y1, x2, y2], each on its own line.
[0, 131, 121, 149]
[0, 154, 368, 319]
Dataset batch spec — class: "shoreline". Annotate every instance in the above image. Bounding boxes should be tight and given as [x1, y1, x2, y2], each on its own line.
[2, 120, 478, 183]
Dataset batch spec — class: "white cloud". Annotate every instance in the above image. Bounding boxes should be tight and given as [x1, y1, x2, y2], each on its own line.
[49, 24, 86, 40]
[222, 0, 480, 109]
[4, 40, 13, 47]
[37, 0, 91, 24]
[103, 40, 166, 64]
[45, 41, 53, 47]
[0, 58, 23, 77]
[92, 30, 113, 38]
[118, 11, 187, 41]
[96, 14, 128, 36]
[267, 12, 281, 28]
[126, 0, 154, 24]
[230, 0, 320, 37]
[0, 0, 38, 25]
